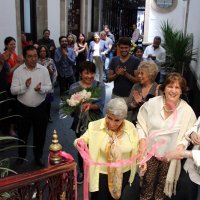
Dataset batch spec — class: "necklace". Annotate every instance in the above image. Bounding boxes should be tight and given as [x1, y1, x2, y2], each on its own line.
[163, 106, 174, 113]
[163, 97, 180, 113]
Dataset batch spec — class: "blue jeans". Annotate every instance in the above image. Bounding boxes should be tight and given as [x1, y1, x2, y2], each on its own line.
[104, 57, 110, 81]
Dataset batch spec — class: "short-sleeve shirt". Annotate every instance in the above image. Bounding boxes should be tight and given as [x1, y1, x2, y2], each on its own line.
[109, 55, 140, 97]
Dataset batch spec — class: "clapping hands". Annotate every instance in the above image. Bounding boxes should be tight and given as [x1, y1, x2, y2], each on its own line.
[34, 82, 41, 92]
[25, 78, 42, 92]
[25, 77, 31, 88]
[61, 48, 68, 58]
[148, 54, 156, 60]
[16, 54, 24, 65]
[132, 90, 143, 104]
[115, 66, 126, 76]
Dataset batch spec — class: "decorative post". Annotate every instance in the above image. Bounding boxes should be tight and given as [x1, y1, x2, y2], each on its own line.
[49, 130, 63, 165]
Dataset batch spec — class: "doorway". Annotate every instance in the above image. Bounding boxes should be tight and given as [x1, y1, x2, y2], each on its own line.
[102, 0, 145, 41]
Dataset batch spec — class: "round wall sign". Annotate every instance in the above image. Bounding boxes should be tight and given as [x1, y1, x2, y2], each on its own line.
[151, 0, 178, 13]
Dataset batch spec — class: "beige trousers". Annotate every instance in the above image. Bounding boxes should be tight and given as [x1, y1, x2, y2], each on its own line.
[93, 56, 104, 82]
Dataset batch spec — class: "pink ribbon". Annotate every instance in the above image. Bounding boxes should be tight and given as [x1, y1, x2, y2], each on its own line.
[140, 101, 178, 164]
[48, 151, 77, 200]
[76, 136, 165, 200]
[76, 101, 178, 200]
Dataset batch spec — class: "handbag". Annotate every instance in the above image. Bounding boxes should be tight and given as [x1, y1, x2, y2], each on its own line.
[75, 110, 89, 135]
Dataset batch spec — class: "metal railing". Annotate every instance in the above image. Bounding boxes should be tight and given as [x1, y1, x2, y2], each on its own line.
[0, 161, 76, 200]
[0, 130, 76, 200]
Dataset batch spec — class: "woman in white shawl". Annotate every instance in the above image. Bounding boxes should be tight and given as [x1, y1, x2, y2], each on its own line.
[137, 73, 196, 200]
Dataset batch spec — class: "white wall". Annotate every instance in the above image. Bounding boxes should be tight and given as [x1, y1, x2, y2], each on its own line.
[47, 0, 61, 47]
[145, 0, 200, 85]
[187, 0, 200, 85]
[0, 0, 18, 52]
[145, 1, 187, 43]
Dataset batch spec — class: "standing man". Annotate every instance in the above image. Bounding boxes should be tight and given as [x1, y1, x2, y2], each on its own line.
[100, 31, 113, 82]
[131, 24, 140, 44]
[103, 25, 115, 44]
[11, 45, 52, 167]
[103, 25, 115, 61]
[35, 29, 56, 59]
[108, 37, 140, 104]
[143, 36, 166, 83]
[54, 36, 76, 96]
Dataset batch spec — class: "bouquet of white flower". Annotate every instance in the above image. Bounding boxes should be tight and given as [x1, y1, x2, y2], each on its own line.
[60, 86, 101, 118]
[67, 89, 92, 107]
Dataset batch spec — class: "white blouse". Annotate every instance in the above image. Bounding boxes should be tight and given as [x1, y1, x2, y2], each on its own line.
[137, 96, 196, 156]
[93, 43, 100, 57]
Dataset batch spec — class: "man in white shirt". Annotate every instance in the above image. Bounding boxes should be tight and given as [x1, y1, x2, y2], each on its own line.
[143, 36, 166, 83]
[11, 45, 52, 167]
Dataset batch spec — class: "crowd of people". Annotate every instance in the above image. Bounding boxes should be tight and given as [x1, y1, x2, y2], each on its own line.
[0, 24, 200, 200]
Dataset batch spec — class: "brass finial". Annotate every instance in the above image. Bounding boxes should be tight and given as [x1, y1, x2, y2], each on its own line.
[49, 130, 63, 165]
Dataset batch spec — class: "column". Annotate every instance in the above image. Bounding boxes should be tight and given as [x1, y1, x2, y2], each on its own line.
[36, 0, 48, 38]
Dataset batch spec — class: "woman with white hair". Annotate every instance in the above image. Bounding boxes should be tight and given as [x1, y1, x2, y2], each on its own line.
[127, 61, 160, 124]
[74, 98, 146, 200]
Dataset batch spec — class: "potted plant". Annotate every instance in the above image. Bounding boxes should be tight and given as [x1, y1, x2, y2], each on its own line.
[161, 21, 197, 75]
[0, 91, 29, 199]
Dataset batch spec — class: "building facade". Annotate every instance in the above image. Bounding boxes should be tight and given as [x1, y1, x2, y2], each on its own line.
[0, 0, 200, 87]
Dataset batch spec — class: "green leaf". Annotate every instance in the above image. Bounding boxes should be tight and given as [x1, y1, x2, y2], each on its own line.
[0, 167, 17, 175]
[0, 145, 34, 152]
[0, 192, 11, 198]
[0, 136, 23, 142]
[0, 115, 22, 122]
[60, 86, 102, 118]
[161, 21, 197, 74]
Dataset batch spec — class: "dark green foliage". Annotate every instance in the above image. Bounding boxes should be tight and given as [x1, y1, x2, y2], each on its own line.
[161, 21, 197, 74]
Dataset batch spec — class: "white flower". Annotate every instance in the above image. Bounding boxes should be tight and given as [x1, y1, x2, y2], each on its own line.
[67, 89, 91, 106]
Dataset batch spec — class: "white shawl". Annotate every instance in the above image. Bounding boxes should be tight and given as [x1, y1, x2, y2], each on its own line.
[137, 96, 196, 197]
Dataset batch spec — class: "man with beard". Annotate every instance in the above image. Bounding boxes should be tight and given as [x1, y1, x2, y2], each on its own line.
[108, 37, 140, 101]
[103, 25, 115, 44]
[54, 36, 76, 96]
[36, 29, 56, 59]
